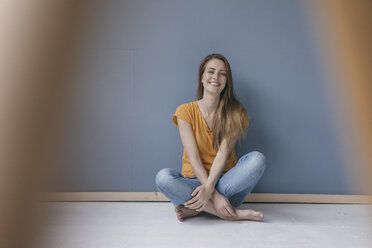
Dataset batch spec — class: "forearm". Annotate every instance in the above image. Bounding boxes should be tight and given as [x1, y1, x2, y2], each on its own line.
[189, 159, 220, 195]
[207, 134, 238, 192]
[206, 152, 228, 190]
[189, 158, 209, 185]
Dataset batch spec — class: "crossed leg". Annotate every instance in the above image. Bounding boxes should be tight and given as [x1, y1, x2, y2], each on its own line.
[156, 151, 267, 222]
[175, 200, 263, 222]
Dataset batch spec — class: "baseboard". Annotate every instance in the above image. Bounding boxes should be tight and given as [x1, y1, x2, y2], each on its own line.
[40, 192, 372, 204]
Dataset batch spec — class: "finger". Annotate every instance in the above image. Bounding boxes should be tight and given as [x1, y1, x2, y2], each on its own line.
[185, 196, 198, 206]
[222, 208, 231, 217]
[196, 206, 204, 212]
[194, 203, 203, 211]
[193, 199, 205, 209]
[226, 205, 236, 216]
[188, 200, 203, 210]
[216, 207, 226, 217]
[216, 208, 225, 217]
[191, 187, 200, 197]
[185, 198, 199, 208]
[185, 196, 200, 207]
[196, 203, 206, 212]
[188, 203, 201, 210]
[224, 207, 234, 217]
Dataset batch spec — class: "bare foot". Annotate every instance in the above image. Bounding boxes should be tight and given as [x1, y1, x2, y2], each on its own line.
[174, 206, 200, 222]
[234, 209, 264, 221]
[219, 209, 264, 221]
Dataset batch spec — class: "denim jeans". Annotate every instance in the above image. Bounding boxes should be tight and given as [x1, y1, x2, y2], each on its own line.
[155, 151, 266, 208]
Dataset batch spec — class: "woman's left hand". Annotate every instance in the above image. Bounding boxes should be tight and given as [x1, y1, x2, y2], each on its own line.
[184, 185, 213, 212]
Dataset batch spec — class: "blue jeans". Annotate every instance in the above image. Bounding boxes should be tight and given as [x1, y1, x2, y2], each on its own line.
[155, 151, 266, 208]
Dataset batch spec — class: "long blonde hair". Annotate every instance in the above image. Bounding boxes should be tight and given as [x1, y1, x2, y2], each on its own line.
[197, 53, 250, 151]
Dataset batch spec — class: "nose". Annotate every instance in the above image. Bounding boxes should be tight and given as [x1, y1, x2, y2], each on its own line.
[212, 71, 219, 80]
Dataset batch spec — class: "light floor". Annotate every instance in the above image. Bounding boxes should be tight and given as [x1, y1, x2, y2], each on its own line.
[36, 202, 372, 248]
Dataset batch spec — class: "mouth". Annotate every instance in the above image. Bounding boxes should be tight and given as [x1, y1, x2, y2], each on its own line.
[208, 82, 220, 87]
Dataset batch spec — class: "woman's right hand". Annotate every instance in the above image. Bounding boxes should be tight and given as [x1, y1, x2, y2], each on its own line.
[211, 190, 236, 218]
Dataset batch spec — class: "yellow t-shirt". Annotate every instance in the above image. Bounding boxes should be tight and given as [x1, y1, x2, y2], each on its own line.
[172, 101, 238, 178]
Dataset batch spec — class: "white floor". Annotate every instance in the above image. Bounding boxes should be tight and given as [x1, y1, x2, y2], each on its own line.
[36, 202, 372, 248]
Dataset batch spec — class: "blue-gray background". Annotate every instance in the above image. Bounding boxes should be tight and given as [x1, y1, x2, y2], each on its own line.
[51, 0, 356, 193]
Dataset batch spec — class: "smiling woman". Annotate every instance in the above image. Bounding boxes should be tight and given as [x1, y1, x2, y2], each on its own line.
[156, 53, 266, 222]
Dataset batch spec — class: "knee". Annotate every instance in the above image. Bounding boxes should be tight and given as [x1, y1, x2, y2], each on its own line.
[251, 151, 266, 172]
[240, 151, 266, 174]
[155, 168, 175, 189]
[252, 151, 266, 165]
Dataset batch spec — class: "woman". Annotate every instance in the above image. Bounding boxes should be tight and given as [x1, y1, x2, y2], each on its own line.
[156, 53, 266, 221]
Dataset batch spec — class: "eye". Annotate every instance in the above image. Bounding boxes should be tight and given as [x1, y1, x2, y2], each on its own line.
[220, 72, 226, 76]
[207, 71, 214, 74]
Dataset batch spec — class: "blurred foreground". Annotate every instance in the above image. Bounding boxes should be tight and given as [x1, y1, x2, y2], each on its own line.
[0, 0, 371, 247]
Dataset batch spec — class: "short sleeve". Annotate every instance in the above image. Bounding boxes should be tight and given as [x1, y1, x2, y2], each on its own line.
[172, 104, 192, 127]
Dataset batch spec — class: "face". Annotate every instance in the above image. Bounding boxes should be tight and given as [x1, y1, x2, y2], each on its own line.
[201, 59, 227, 96]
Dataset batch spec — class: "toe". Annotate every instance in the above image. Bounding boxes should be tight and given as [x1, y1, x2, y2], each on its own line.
[253, 211, 263, 217]
[177, 214, 184, 222]
[254, 213, 264, 221]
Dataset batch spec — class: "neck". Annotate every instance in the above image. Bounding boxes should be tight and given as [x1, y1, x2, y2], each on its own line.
[199, 94, 220, 115]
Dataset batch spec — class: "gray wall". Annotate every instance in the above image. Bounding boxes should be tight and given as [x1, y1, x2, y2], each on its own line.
[51, 0, 355, 194]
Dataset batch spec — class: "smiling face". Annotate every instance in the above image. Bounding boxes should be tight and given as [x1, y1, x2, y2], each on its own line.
[201, 58, 227, 96]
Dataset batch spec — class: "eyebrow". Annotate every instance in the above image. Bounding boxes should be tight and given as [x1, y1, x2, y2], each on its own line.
[206, 67, 226, 72]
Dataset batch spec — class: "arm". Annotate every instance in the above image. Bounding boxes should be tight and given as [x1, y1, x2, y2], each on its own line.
[177, 118, 209, 184]
[206, 131, 240, 191]
[178, 116, 239, 212]
[177, 118, 217, 211]
[177, 117, 239, 188]
[207, 133, 240, 217]
[185, 131, 240, 215]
